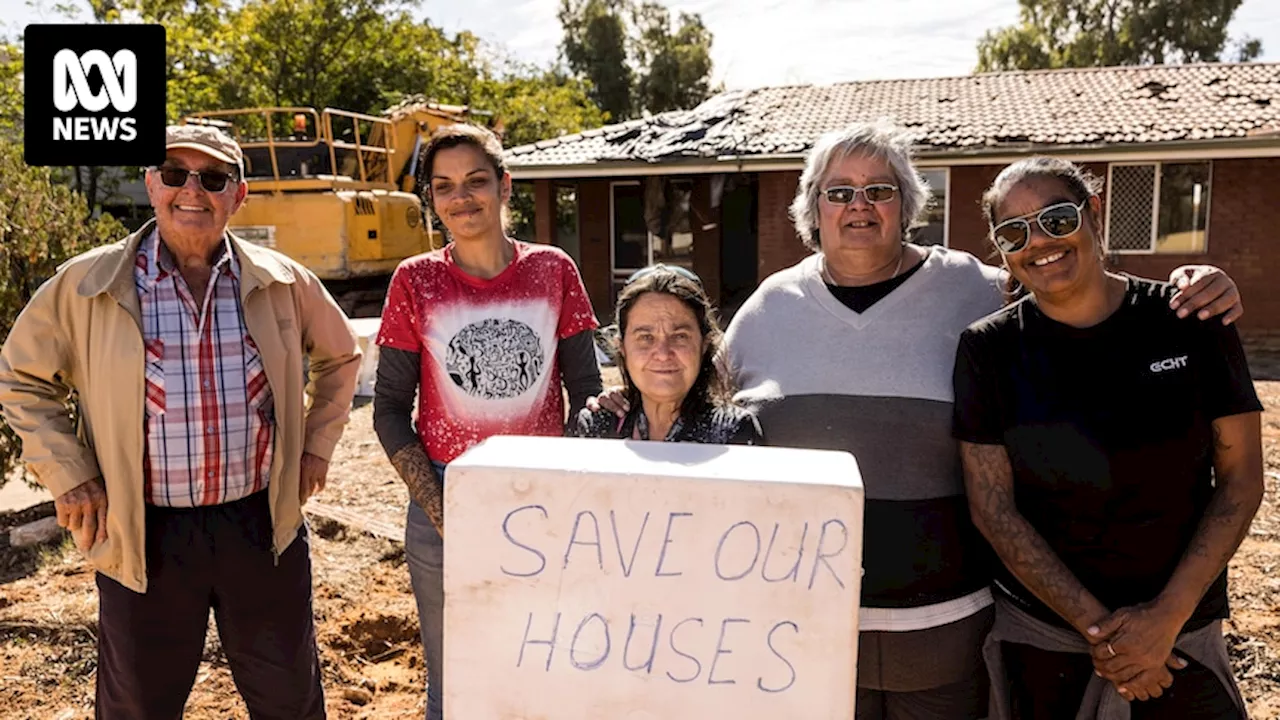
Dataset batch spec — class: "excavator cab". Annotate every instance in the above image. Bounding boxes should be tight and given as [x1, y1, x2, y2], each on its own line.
[183, 105, 467, 315]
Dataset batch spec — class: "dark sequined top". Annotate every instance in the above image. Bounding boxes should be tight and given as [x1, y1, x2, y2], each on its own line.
[572, 403, 764, 445]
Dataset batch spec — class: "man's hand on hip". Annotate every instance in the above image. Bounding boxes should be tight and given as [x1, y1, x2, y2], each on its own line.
[299, 452, 329, 503]
[55, 478, 108, 552]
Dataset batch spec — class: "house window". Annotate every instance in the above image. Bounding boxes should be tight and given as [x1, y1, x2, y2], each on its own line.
[1106, 162, 1211, 254]
[611, 181, 647, 298]
[611, 178, 697, 299]
[915, 168, 949, 247]
[651, 179, 695, 267]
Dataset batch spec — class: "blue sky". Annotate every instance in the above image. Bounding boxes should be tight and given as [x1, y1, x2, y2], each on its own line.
[6, 0, 1279, 88]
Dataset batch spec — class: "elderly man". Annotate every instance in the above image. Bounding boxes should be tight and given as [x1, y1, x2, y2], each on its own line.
[0, 125, 361, 718]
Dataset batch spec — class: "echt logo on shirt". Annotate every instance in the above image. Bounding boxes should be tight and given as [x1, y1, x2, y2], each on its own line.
[1149, 355, 1189, 373]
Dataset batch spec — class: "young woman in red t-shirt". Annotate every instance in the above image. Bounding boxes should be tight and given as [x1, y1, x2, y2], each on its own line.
[372, 124, 602, 720]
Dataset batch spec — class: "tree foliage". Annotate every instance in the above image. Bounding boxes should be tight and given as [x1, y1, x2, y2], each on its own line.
[976, 0, 1263, 72]
[558, 0, 716, 121]
[39, 0, 604, 147]
[632, 3, 713, 114]
[0, 141, 126, 487]
[558, 0, 634, 121]
[0, 42, 21, 136]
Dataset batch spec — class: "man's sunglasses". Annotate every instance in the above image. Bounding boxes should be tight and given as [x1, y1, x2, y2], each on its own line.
[626, 264, 703, 287]
[154, 166, 239, 193]
[990, 200, 1087, 254]
[822, 184, 898, 205]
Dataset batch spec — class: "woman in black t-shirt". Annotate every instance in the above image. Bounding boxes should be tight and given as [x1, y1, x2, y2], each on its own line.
[952, 157, 1263, 720]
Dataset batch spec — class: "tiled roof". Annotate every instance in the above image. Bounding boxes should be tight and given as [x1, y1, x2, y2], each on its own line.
[506, 63, 1280, 168]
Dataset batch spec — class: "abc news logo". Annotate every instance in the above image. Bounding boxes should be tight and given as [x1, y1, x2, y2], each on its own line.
[53, 49, 139, 141]
[24, 24, 166, 167]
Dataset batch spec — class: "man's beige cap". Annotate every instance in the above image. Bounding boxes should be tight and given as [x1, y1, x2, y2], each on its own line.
[164, 124, 245, 176]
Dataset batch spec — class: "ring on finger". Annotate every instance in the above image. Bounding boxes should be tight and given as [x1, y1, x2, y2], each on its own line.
[1106, 642, 1117, 658]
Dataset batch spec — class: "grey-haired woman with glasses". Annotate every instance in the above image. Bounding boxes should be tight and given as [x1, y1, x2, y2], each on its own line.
[574, 264, 763, 445]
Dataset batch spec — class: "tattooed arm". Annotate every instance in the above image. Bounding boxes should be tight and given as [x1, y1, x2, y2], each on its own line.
[1086, 413, 1262, 697]
[373, 346, 445, 536]
[959, 441, 1112, 634]
[1164, 414, 1263, 617]
[390, 443, 445, 535]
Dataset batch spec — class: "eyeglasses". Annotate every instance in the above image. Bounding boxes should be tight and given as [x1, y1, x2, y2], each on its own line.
[625, 264, 703, 287]
[990, 200, 1088, 254]
[154, 166, 239, 193]
[822, 184, 898, 205]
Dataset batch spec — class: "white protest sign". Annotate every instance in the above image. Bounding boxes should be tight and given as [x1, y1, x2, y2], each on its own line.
[444, 435, 864, 719]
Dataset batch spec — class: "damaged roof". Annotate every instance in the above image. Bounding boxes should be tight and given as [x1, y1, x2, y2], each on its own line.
[506, 63, 1280, 170]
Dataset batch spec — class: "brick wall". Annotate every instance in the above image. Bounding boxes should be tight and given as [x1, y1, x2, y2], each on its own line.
[533, 179, 553, 244]
[757, 171, 809, 278]
[945, 165, 1003, 259]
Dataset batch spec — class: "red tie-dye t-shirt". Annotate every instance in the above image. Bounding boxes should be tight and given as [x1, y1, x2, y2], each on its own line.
[376, 242, 599, 463]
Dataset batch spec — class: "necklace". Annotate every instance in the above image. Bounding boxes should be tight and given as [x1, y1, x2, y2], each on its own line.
[822, 242, 907, 286]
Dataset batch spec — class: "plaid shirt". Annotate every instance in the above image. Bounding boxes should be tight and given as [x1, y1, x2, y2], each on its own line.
[136, 230, 275, 507]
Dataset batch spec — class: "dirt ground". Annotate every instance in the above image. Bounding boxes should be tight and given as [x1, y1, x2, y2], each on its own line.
[1, 381, 1278, 719]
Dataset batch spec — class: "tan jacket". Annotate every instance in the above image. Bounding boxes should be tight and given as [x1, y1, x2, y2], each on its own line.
[0, 221, 361, 593]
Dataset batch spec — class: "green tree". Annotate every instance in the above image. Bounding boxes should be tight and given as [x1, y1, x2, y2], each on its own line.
[0, 140, 126, 488]
[81, 0, 236, 119]
[631, 2, 713, 114]
[0, 42, 21, 137]
[558, 0, 634, 120]
[558, 0, 714, 120]
[224, 0, 426, 112]
[977, 0, 1263, 71]
[476, 67, 606, 148]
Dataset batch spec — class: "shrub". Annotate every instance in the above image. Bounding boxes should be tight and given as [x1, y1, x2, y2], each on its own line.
[0, 139, 127, 488]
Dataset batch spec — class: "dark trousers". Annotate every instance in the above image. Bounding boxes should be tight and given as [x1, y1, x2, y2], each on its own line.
[95, 491, 325, 720]
[1003, 642, 1243, 720]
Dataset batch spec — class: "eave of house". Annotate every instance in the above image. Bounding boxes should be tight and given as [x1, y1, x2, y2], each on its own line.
[507, 135, 1280, 180]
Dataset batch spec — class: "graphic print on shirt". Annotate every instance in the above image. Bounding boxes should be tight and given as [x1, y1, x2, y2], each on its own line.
[445, 317, 545, 399]
[426, 298, 559, 423]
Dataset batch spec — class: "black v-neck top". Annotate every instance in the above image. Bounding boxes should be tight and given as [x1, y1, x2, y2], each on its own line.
[825, 256, 926, 313]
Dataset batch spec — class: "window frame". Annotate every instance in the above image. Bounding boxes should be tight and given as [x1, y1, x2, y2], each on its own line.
[609, 180, 646, 292]
[1105, 160, 1213, 255]
[914, 166, 951, 248]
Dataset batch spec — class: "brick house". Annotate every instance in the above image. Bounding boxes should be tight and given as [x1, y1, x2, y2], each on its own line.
[504, 63, 1280, 368]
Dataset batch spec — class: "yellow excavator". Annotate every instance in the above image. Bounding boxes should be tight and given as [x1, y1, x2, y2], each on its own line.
[183, 99, 490, 316]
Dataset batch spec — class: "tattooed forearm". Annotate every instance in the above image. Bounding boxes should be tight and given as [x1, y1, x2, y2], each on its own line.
[1187, 493, 1246, 560]
[959, 441, 1109, 632]
[390, 443, 445, 536]
[1162, 415, 1263, 614]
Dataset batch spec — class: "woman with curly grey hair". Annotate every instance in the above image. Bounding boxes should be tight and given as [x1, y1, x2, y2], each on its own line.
[718, 120, 1245, 719]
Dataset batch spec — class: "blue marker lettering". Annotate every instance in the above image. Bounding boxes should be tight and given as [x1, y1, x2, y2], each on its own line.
[501, 505, 548, 578]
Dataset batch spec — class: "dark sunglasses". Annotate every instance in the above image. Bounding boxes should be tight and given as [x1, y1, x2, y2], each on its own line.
[990, 200, 1087, 254]
[155, 166, 239, 193]
[625, 264, 703, 287]
[822, 184, 898, 205]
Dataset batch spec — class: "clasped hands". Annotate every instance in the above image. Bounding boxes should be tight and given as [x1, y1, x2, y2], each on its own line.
[1084, 600, 1190, 702]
